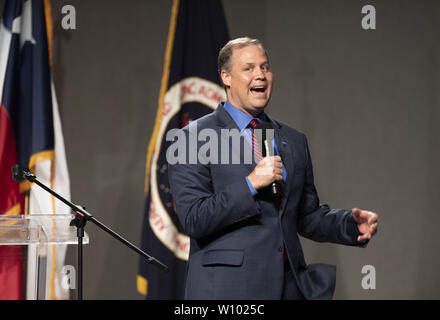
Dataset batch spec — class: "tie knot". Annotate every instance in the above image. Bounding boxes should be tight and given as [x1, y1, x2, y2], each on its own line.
[249, 119, 259, 129]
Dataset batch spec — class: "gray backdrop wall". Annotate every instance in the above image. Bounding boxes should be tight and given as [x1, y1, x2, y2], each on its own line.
[5, 0, 439, 299]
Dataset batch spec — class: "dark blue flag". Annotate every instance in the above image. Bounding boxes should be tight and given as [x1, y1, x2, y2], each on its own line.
[137, 0, 229, 299]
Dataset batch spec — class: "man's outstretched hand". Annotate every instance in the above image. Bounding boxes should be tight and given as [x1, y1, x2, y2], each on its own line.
[352, 208, 379, 242]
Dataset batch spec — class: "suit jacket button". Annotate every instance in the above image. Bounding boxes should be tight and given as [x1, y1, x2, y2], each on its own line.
[278, 246, 283, 252]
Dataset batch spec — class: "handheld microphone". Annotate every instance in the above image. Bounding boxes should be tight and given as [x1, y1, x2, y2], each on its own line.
[254, 122, 280, 197]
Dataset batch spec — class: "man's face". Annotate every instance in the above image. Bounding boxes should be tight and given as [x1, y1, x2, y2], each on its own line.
[221, 45, 273, 117]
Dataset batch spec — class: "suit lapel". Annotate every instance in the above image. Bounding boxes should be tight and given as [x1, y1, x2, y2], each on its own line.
[267, 115, 295, 217]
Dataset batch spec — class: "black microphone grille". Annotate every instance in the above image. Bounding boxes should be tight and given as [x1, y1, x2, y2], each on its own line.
[11, 165, 25, 182]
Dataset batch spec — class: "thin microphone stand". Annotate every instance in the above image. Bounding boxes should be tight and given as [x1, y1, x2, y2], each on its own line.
[12, 165, 169, 300]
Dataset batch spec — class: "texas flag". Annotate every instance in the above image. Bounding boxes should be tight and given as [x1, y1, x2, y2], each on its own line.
[0, 0, 71, 300]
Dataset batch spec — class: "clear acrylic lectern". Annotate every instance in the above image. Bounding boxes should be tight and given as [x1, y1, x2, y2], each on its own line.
[0, 214, 88, 300]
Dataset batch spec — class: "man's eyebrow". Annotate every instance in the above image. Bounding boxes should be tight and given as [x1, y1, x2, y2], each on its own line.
[242, 61, 270, 67]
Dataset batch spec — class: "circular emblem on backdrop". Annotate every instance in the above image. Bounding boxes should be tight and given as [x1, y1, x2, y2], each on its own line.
[149, 77, 226, 260]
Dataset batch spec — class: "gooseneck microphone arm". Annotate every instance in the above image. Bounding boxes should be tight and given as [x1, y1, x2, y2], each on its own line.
[11, 165, 169, 299]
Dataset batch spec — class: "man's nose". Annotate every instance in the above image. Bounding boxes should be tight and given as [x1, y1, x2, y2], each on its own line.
[254, 67, 266, 79]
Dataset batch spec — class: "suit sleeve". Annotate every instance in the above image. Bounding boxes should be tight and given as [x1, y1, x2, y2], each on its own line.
[296, 134, 368, 247]
[168, 159, 262, 240]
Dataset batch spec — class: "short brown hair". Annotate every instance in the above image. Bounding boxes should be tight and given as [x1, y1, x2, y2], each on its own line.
[217, 37, 269, 75]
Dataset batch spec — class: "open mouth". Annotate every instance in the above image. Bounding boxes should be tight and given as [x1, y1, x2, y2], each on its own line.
[250, 86, 267, 96]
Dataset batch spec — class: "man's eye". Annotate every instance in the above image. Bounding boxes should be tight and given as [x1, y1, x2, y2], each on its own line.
[244, 67, 252, 71]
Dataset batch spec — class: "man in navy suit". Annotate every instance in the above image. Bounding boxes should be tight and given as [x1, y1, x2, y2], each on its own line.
[168, 37, 378, 299]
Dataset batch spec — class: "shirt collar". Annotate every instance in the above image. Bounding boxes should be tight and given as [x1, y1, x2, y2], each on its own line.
[224, 100, 266, 131]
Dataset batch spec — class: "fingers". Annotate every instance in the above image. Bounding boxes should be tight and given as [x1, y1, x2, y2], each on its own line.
[352, 208, 379, 224]
[258, 157, 282, 172]
[352, 208, 362, 223]
[357, 233, 370, 242]
[357, 222, 379, 242]
[368, 213, 378, 225]
[250, 156, 283, 190]
[352, 207, 361, 218]
[353, 208, 369, 219]
[353, 208, 379, 242]
[270, 168, 283, 182]
[262, 156, 282, 168]
[274, 161, 283, 169]
[370, 222, 378, 236]
[274, 167, 283, 175]
[258, 156, 278, 164]
[272, 159, 283, 181]
[357, 229, 374, 241]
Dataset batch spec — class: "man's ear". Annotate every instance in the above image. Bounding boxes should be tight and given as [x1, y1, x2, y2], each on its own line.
[221, 70, 231, 87]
